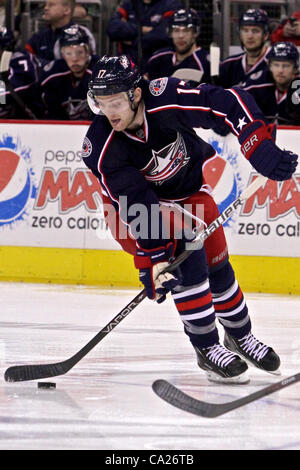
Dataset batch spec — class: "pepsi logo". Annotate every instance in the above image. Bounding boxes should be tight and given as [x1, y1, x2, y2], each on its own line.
[0, 147, 34, 226]
[203, 154, 238, 221]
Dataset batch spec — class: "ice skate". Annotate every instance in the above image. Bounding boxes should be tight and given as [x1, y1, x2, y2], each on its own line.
[194, 343, 249, 384]
[224, 331, 281, 375]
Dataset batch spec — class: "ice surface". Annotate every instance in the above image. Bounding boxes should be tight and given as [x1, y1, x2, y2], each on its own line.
[0, 282, 300, 450]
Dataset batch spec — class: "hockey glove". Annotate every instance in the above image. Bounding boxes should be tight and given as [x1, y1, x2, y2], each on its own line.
[134, 242, 180, 303]
[238, 120, 298, 181]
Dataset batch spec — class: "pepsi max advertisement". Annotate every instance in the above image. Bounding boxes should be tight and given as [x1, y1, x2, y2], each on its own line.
[0, 122, 120, 251]
[199, 128, 300, 257]
[0, 122, 299, 257]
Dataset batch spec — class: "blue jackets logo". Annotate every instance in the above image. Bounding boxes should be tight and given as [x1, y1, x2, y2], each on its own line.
[0, 134, 37, 227]
[141, 132, 189, 185]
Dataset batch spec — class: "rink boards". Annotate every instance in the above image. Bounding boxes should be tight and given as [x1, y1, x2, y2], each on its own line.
[0, 121, 299, 293]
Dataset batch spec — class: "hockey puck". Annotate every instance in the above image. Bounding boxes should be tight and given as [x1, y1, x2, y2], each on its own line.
[37, 382, 56, 389]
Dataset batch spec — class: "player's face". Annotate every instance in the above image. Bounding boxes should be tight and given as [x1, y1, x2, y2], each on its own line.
[269, 60, 297, 87]
[43, 0, 68, 21]
[61, 45, 90, 76]
[240, 26, 267, 52]
[94, 92, 136, 131]
[171, 26, 197, 54]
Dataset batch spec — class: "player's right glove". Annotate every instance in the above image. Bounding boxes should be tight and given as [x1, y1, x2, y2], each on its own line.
[238, 120, 298, 180]
[134, 242, 181, 303]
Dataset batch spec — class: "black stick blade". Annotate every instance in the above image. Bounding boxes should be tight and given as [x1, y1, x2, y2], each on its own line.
[153, 374, 300, 418]
[152, 379, 218, 418]
[4, 362, 70, 382]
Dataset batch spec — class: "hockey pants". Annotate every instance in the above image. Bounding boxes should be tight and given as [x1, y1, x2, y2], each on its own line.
[101, 189, 251, 348]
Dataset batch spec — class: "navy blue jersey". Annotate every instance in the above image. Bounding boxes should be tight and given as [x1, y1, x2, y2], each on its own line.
[0, 50, 43, 118]
[25, 21, 74, 63]
[106, 0, 182, 66]
[240, 70, 300, 125]
[40, 55, 99, 120]
[145, 46, 210, 82]
[219, 47, 271, 88]
[9, 50, 40, 87]
[82, 77, 266, 250]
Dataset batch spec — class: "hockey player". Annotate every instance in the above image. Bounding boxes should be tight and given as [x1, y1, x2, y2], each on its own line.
[39, 25, 99, 120]
[219, 9, 271, 88]
[0, 26, 43, 119]
[83, 55, 298, 384]
[106, 0, 183, 69]
[240, 42, 300, 125]
[25, 0, 96, 64]
[145, 8, 210, 83]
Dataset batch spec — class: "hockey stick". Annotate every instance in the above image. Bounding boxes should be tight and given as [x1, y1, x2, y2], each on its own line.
[209, 43, 220, 86]
[152, 373, 300, 418]
[4, 175, 267, 383]
[0, 50, 11, 73]
[172, 68, 203, 84]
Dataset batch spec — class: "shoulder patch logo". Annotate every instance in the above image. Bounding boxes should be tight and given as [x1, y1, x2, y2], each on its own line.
[82, 136, 92, 158]
[149, 77, 168, 96]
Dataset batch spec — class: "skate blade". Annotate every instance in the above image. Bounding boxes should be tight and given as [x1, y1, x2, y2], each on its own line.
[264, 367, 281, 376]
[206, 370, 250, 385]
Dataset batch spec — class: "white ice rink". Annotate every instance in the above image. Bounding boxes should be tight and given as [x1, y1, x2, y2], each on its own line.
[0, 281, 300, 450]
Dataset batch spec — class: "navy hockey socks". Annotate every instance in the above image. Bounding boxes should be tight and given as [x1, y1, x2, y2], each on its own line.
[172, 279, 219, 348]
[213, 280, 251, 339]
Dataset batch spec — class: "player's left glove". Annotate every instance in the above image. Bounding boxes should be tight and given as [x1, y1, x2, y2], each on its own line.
[134, 242, 181, 303]
[238, 120, 298, 181]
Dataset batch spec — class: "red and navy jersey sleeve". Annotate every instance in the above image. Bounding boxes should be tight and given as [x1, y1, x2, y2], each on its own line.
[145, 77, 267, 136]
